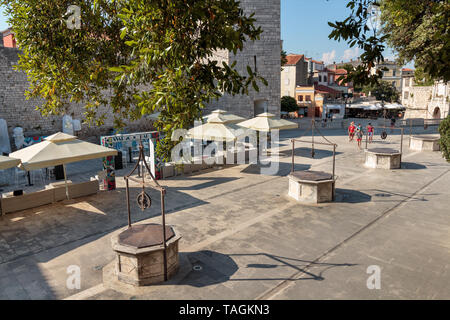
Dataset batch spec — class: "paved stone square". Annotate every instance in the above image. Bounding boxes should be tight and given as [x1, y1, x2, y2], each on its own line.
[0, 125, 449, 300]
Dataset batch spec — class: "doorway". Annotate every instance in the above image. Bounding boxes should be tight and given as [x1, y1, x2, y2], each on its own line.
[254, 99, 268, 116]
[432, 107, 441, 119]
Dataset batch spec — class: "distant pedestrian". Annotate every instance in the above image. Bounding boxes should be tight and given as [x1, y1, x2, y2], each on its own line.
[390, 117, 396, 133]
[356, 123, 364, 149]
[348, 121, 356, 142]
[367, 123, 374, 143]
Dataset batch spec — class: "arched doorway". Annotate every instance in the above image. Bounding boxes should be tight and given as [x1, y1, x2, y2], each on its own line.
[432, 107, 441, 119]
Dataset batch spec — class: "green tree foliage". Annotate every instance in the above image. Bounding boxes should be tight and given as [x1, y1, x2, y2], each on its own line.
[438, 115, 450, 162]
[328, 0, 450, 85]
[328, 0, 386, 87]
[381, 0, 450, 82]
[281, 50, 288, 67]
[1, 0, 267, 161]
[281, 96, 298, 113]
[361, 80, 399, 102]
[414, 67, 435, 87]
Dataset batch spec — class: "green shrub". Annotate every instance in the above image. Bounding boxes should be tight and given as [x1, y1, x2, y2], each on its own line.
[438, 115, 450, 162]
[281, 96, 298, 113]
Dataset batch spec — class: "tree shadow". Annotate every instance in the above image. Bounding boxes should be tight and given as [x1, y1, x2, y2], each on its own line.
[334, 188, 372, 204]
[178, 250, 357, 287]
[369, 189, 436, 202]
[240, 162, 310, 177]
[278, 147, 342, 160]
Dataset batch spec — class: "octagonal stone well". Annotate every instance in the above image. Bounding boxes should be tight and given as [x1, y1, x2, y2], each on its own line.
[112, 224, 181, 286]
[365, 148, 402, 169]
[288, 170, 335, 204]
[409, 136, 440, 152]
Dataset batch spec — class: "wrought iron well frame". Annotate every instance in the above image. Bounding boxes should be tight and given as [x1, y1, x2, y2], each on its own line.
[123, 142, 169, 281]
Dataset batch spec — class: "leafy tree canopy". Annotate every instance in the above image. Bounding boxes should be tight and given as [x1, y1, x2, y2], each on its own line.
[328, 0, 449, 86]
[1, 0, 267, 161]
[438, 115, 450, 162]
[361, 80, 399, 103]
[281, 96, 298, 113]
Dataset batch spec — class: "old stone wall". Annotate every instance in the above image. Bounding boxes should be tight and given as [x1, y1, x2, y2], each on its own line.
[207, 0, 281, 118]
[0, 47, 154, 148]
[403, 82, 449, 119]
[1, 0, 281, 151]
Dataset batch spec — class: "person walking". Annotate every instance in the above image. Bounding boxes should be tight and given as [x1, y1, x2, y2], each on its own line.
[348, 121, 356, 142]
[356, 123, 364, 149]
[367, 122, 374, 144]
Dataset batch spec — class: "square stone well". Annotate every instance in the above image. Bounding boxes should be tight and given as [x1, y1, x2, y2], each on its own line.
[112, 224, 182, 286]
[288, 171, 335, 204]
[365, 148, 402, 170]
[409, 136, 441, 152]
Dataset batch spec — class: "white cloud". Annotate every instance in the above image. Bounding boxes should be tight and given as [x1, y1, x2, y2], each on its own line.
[321, 50, 336, 65]
[342, 48, 360, 61]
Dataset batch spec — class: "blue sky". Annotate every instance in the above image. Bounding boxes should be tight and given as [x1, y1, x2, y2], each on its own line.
[1, 1, 405, 66]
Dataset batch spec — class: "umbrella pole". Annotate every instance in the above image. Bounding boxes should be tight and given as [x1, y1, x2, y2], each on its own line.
[63, 164, 69, 200]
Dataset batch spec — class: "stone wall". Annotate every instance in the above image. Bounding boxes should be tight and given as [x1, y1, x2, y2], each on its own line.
[403, 82, 449, 119]
[0, 47, 154, 147]
[1, 0, 281, 149]
[207, 0, 281, 118]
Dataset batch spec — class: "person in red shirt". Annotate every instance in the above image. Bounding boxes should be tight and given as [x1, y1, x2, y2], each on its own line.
[348, 121, 356, 142]
[367, 123, 374, 143]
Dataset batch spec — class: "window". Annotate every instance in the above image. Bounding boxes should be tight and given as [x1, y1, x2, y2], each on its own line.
[392, 81, 396, 87]
[324, 75, 327, 83]
[319, 75, 322, 82]
[305, 95, 311, 102]
[298, 95, 303, 102]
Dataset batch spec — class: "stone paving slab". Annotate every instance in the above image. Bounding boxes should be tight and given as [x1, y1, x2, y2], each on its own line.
[0, 129, 448, 300]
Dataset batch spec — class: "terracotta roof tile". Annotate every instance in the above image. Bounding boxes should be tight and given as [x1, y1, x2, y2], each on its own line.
[286, 54, 304, 65]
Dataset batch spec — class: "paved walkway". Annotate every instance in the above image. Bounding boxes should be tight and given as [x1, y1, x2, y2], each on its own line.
[0, 127, 448, 300]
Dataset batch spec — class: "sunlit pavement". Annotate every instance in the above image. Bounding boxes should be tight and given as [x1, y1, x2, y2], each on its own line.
[0, 125, 448, 300]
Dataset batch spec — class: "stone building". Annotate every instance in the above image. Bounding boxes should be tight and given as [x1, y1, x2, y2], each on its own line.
[372, 59, 403, 93]
[402, 74, 449, 119]
[281, 54, 308, 98]
[0, 0, 281, 146]
[331, 58, 404, 93]
[209, 0, 281, 118]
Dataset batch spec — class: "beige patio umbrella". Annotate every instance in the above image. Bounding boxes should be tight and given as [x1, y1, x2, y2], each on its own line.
[9, 132, 118, 199]
[237, 112, 298, 132]
[0, 155, 21, 170]
[237, 113, 298, 156]
[203, 109, 246, 124]
[188, 116, 251, 141]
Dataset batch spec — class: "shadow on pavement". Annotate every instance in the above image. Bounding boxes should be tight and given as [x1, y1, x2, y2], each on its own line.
[179, 250, 357, 287]
[334, 188, 372, 204]
[240, 162, 310, 177]
[278, 147, 342, 160]
[401, 162, 427, 170]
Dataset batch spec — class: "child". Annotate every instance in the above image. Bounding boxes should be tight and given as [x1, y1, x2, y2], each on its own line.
[356, 124, 364, 149]
[348, 121, 356, 142]
[367, 123, 374, 143]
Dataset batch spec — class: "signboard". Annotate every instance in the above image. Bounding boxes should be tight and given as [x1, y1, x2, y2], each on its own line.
[100, 131, 162, 182]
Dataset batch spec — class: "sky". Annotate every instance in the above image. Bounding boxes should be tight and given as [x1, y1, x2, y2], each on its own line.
[0, 1, 408, 66]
